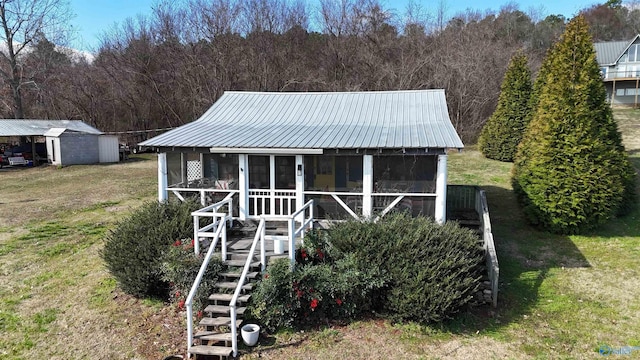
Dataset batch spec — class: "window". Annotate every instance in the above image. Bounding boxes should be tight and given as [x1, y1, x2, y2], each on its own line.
[626, 88, 638, 96]
[616, 88, 626, 96]
[627, 44, 639, 62]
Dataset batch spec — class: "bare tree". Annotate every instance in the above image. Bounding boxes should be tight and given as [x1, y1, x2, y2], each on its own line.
[0, 0, 71, 118]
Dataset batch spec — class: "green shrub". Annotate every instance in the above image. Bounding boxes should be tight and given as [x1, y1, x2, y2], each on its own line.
[249, 230, 386, 332]
[330, 213, 484, 323]
[102, 200, 200, 298]
[512, 16, 636, 234]
[161, 238, 226, 314]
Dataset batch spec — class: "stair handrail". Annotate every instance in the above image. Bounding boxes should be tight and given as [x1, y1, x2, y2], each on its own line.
[287, 199, 314, 268]
[192, 193, 233, 255]
[229, 217, 266, 357]
[185, 213, 228, 356]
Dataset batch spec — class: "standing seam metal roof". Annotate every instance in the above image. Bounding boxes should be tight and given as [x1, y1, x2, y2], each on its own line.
[0, 119, 102, 136]
[595, 35, 640, 65]
[140, 90, 464, 150]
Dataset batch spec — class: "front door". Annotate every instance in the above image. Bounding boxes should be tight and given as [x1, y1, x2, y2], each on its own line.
[248, 155, 296, 217]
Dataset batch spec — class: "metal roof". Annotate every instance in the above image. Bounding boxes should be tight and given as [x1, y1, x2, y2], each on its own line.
[141, 90, 464, 151]
[0, 119, 102, 136]
[594, 35, 640, 65]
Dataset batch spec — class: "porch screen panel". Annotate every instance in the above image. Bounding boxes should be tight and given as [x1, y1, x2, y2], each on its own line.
[373, 155, 437, 193]
[249, 156, 270, 189]
[166, 152, 182, 186]
[204, 154, 239, 189]
[303, 155, 363, 192]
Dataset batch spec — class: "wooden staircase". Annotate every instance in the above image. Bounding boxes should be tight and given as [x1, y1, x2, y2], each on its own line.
[187, 221, 291, 359]
[188, 252, 261, 359]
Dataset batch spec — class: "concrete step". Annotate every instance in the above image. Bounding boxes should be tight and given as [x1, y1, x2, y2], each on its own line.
[194, 331, 234, 343]
[187, 345, 233, 357]
[204, 304, 246, 315]
[209, 293, 251, 303]
[216, 282, 253, 291]
[199, 316, 243, 328]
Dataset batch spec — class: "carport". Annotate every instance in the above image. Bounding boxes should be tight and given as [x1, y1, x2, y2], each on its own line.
[0, 119, 104, 166]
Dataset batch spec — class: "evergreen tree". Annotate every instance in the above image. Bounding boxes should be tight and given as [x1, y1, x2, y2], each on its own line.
[478, 52, 532, 162]
[512, 16, 636, 234]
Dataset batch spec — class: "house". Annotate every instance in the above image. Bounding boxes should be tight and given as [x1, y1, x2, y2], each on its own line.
[595, 34, 640, 107]
[140, 90, 464, 223]
[0, 119, 119, 166]
[140, 91, 502, 358]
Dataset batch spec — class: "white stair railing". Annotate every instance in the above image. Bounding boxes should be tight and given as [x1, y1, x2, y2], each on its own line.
[287, 199, 314, 269]
[229, 217, 266, 357]
[185, 214, 227, 355]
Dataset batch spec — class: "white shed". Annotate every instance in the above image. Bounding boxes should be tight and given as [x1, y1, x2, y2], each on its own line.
[45, 128, 119, 166]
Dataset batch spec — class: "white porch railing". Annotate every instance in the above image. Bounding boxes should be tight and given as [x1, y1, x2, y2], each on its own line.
[191, 193, 234, 255]
[168, 183, 239, 206]
[185, 214, 228, 356]
[248, 189, 296, 217]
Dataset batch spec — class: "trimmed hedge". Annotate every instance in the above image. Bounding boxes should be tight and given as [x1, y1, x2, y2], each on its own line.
[329, 213, 484, 323]
[102, 200, 200, 298]
[250, 214, 484, 330]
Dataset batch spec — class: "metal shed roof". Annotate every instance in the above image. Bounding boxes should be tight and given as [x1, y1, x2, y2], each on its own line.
[141, 90, 464, 151]
[0, 119, 102, 136]
[594, 35, 640, 65]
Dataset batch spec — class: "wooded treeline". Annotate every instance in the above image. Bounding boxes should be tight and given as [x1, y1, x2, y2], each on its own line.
[2, 0, 640, 143]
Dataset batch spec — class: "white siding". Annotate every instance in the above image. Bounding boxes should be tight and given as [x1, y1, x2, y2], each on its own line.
[98, 135, 120, 163]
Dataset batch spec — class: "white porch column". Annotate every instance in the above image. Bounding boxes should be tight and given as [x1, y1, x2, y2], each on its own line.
[158, 152, 168, 202]
[295, 155, 304, 221]
[238, 154, 249, 220]
[435, 154, 448, 224]
[362, 154, 373, 219]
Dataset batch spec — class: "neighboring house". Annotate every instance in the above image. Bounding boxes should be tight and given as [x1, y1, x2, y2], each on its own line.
[595, 34, 640, 107]
[0, 119, 119, 166]
[140, 90, 465, 223]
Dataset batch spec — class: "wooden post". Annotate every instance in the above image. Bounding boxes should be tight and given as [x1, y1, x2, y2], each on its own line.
[612, 80, 616, 105]
[634, 78, 640, 107]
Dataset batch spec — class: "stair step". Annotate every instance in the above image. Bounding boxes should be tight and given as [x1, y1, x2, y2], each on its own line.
[188, 345, 233, 357]
[225, 259, 261, 268]
[194, 331, 235, 343]
[216, 282, 253, 291]
[209, 293, 251, 303]
[204, 305, 246, 315]
[219, 271, 259, 279]
[199, 316, 243, 328]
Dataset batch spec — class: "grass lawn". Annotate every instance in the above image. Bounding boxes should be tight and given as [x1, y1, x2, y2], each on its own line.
[1, 109, 639, 359]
